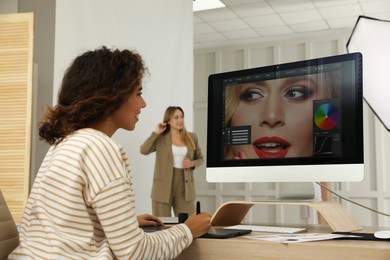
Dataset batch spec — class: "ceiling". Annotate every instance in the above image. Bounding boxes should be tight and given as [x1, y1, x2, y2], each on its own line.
[193, 0, 390, 49]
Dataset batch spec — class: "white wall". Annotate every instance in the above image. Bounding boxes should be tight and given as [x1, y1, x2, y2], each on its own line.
[0, 0, 17, 13]
[54, 0, 193, 214]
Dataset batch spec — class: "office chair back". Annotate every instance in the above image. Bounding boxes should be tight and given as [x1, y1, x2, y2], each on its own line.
[0, 189, 20, 260]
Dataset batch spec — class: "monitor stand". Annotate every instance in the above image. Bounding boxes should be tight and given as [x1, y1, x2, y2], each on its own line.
[210, 200, 362, 232]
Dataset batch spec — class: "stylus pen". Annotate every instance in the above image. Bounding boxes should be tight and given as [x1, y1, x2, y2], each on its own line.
[196, 201, 201, 215]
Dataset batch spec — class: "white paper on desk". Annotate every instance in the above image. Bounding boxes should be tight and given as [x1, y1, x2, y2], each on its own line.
[243, 233, 359, 243]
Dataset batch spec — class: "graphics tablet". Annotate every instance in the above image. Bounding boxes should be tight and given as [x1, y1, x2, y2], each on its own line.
[200, 228, 252, 239]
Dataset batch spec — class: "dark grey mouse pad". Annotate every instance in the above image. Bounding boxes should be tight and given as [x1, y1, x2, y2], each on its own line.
[200, 228, 252, 239]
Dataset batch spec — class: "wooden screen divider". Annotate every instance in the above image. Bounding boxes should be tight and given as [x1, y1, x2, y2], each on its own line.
[0, 13, 34, 223]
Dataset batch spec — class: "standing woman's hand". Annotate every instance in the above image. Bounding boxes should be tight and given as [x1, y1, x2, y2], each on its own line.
[183, 157, 195, 169]
[154, 123, 167, 135]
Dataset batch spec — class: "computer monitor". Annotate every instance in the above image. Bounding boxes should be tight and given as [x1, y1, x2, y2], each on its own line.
[206, 53, 364, 185]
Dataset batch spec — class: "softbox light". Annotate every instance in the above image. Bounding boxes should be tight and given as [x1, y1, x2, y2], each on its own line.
[347, 16, 390, 131]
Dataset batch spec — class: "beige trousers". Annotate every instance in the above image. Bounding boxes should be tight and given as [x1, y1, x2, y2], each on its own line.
[152, 168, 195, 217]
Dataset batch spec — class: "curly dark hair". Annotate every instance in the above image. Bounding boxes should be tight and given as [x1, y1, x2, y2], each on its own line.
[39, 46, 148, 145]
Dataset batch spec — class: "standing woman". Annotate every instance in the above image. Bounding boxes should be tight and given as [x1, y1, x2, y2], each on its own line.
[141, 106, 204, 217]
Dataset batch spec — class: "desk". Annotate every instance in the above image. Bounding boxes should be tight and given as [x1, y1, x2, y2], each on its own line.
[176, 225, 390, 260]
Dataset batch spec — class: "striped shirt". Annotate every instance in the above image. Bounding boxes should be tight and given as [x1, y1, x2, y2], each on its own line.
[9, 128, 192, 259]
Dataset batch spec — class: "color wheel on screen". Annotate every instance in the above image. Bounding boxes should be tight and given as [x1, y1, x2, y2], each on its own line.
[314, 103, 339, 130]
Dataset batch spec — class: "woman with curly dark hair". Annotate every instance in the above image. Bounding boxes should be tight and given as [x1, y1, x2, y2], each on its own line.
[9, 46, 210, 260]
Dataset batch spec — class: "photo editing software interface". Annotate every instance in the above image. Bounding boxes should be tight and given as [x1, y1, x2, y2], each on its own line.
[207, 53, 363, 173]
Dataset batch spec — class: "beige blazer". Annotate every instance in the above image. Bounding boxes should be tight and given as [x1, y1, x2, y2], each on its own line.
[140, 132, 204, 203]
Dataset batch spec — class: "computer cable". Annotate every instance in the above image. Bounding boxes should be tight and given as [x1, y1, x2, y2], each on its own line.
[315, 182, 390, 218]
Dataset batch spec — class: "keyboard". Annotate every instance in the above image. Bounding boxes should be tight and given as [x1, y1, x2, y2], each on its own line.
[224, 224, 307, 234]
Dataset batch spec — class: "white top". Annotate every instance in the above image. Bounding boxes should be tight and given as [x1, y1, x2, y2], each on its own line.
[9, 128, 192, 259]
[172, 145, 187, 169]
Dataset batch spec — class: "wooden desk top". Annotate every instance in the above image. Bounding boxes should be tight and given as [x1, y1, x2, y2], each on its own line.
[176, 225, 390, 260]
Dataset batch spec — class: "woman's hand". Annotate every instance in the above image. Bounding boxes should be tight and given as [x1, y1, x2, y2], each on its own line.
[154, 123, 167, 135]
[137, 214, 163, 227]
[184, 212, 211, 238]
[183, 157, 195, 169]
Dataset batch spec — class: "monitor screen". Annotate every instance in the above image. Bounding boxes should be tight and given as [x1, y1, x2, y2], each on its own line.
[206, 53, 364, 183]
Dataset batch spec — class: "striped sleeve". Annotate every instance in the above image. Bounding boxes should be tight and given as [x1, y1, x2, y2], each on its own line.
[93, 179, 192, 260]
[81, 131, 193, 259]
